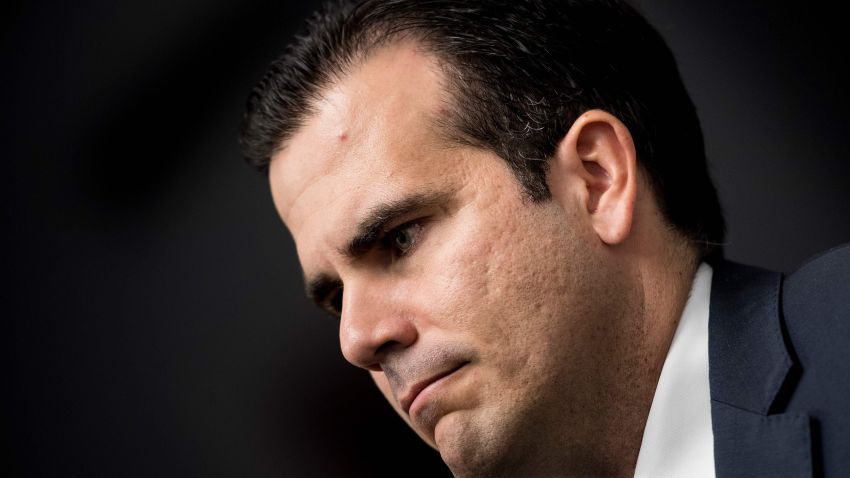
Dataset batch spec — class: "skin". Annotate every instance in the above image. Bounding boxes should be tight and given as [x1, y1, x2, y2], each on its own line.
[269, 42, 700, 477]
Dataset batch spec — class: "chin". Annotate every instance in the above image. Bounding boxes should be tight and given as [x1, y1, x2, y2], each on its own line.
[433, 411, 510, 478]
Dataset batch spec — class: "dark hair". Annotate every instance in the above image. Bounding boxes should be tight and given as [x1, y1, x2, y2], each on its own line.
[240, 0, 725, 255]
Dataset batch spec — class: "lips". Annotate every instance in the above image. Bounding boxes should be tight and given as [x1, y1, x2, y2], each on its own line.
[399, 362, 467, 415]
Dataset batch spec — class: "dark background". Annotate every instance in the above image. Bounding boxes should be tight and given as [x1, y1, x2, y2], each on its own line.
[4, 1, 849, 476]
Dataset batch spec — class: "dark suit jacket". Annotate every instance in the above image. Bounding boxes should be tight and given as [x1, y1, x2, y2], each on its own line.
[709, 244, 850, 477]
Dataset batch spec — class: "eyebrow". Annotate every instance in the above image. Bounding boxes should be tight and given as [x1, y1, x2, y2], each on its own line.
[340, 190, 450, 259]
[303, 190, 451, 306]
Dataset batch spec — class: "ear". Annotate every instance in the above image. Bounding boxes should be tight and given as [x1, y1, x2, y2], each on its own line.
[547, 109, 638, 245]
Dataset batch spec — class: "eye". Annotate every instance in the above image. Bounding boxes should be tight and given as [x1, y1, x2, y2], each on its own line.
[388, 222, 423, 256]
[323, 286, 343, 317]
[393, 227, 413, 252]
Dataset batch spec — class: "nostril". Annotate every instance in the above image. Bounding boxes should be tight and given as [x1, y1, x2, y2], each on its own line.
[375, 340, 402, 359]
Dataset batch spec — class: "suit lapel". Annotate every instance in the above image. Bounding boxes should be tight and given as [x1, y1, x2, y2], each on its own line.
[709, 261, 812, 477]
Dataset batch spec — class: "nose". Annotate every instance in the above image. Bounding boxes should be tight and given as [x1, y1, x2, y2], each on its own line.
[339, 279, 418, 371]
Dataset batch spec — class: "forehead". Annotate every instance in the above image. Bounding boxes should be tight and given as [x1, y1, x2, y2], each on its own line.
[268, 42, 457, 266]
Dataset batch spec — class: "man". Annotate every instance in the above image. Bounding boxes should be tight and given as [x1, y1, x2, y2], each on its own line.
[240, 1, 850, 476]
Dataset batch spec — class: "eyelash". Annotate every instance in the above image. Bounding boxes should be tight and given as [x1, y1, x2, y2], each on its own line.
[322, 220, 426, 317]
[324, 286, 343, 318]
[381, 221, 424, 257]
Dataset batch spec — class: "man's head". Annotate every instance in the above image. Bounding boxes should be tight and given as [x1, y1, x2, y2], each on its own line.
[241, 1, 723, 475]
[242, 0, 724, 252]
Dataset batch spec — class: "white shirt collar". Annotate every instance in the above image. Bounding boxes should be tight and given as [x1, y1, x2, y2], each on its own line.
[634, 263, 716, 478]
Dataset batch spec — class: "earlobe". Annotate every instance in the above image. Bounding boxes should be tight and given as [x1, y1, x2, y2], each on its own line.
[548, 110, 638, 246]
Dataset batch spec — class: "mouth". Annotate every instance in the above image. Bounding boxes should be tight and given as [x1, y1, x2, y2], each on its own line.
[399, 362, 468, 415]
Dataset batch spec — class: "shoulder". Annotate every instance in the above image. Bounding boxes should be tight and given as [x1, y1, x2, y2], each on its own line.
[781, 242, 850, 367]
[709, 245, 850, 473]
[779, 242, 850, 389]
[779, 244, 850, 472]
[783, 242, 850, 328]
[780, 242, 850, 388]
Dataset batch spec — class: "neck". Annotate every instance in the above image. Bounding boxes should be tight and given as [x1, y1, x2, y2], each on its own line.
[640, 237, 702, 372]
[575, 234, 701, 476]
[618, 235, 701, 473]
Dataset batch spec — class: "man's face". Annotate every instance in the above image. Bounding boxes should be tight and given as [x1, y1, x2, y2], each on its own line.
[269, 43, 636, 474]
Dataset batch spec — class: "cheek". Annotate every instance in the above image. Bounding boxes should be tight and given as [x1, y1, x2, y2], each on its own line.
[416, 219, 495, 325]
[412, 203, 560, 340]
[448, 205, 581, 364]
